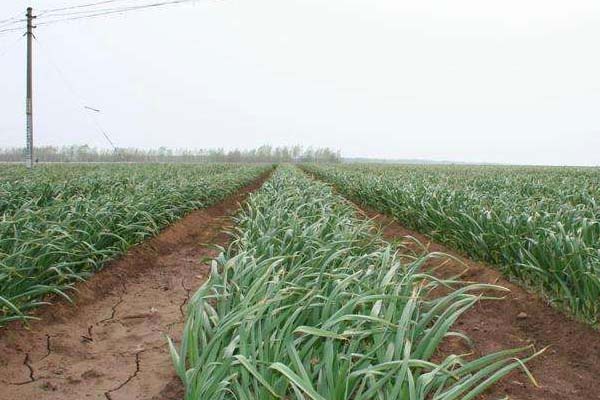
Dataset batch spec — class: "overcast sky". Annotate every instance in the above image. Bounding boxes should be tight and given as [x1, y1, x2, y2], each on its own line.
[1, 1, 599, 165]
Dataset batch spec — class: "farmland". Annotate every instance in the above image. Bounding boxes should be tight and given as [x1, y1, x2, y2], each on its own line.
[170, 166, 539, 399]
[303, 164, 600, 324]
[1, 163, 599, 400]
[0, 163, 270, 326]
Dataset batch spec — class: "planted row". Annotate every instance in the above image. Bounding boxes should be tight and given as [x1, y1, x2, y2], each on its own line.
[0, 164, 270, 326]
[303, 164, 600, 324]
[0, 163, 245, 215]
[171, 166, 537, 399]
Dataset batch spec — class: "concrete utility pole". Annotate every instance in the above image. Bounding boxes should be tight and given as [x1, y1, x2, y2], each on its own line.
[25, 7, 35, 168]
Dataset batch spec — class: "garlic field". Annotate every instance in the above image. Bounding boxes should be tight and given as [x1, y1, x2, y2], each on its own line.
[0, 163, 270, 325]
[170, 166, 539, 400]
[303, 164, 600, 324]
[1, 163, 598, 400]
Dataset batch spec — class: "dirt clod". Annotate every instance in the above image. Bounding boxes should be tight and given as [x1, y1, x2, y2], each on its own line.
[517, 312, 529, 320]
[81, 369, 102, 379]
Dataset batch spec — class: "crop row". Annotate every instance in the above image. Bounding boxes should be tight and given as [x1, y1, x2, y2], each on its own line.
[0, 164, 270, 326]
[302, 164, 600, 323]
[0, 163, 245, 215]
[171, 166, 537, 399]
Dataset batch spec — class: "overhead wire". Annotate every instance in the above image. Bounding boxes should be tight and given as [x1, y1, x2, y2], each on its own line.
[34, 36, 118, 151]
[0, 0, 199, 30]
[0, 18, 26, 30]
[0, 10, 25, 25]
[0, 11, 25, 39]
[0, 25, 26, 35]
[37, 0, 151, 18]
[0, 10, 26, 35]
[0, 0, 202, 151]
[36, 0, 199, 27]
[38, 3, 166, 19]
[39, 0, 142, 14]
[0, 12, 26, 36]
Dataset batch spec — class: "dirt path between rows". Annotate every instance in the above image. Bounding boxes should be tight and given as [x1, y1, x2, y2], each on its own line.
[0, 176, 266, 400]
[362, 209, 600, 400]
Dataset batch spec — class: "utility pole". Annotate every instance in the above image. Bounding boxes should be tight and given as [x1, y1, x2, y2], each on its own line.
[25, 7, 35, 168]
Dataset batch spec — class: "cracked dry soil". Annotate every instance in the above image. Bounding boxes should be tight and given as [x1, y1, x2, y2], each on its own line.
[0, 177, 266, 400]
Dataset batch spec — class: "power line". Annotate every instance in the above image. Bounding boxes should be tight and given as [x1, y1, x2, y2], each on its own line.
[39, 0, 142, 14]
[1, 0, 199, 30]
[93, 120, 117, 150]
[39, 3, 164, 19]
[1, 0, 204, 165]
[0, 16, 20, 25]
[37, 1, 197, 26]
[0, 18, 26, 30]
[36, 0, 199, 27]
[0, 11, 24, 25]
[0, 11, 26, 36]
[34, 36, 118, 151]
[0, 26, 25, 35]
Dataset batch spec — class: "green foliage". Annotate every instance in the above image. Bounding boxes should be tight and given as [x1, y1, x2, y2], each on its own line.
[171, 166, 538, 399]
[303, 164, 600, 324]
[0, 144, 342, 163]
[0, 163, 270, 326]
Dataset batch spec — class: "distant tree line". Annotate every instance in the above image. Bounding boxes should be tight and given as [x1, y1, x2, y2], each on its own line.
[0, 145, 341, 164]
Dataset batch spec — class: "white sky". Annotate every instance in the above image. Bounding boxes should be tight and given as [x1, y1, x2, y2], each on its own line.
[0, 0, 599, 165]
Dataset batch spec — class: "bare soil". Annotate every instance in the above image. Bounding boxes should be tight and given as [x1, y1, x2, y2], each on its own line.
[0, 176, 267, 400]
[362, 209, 600, 400]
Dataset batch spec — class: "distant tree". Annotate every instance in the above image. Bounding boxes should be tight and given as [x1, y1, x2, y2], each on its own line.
[0, 145, 341, 164]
